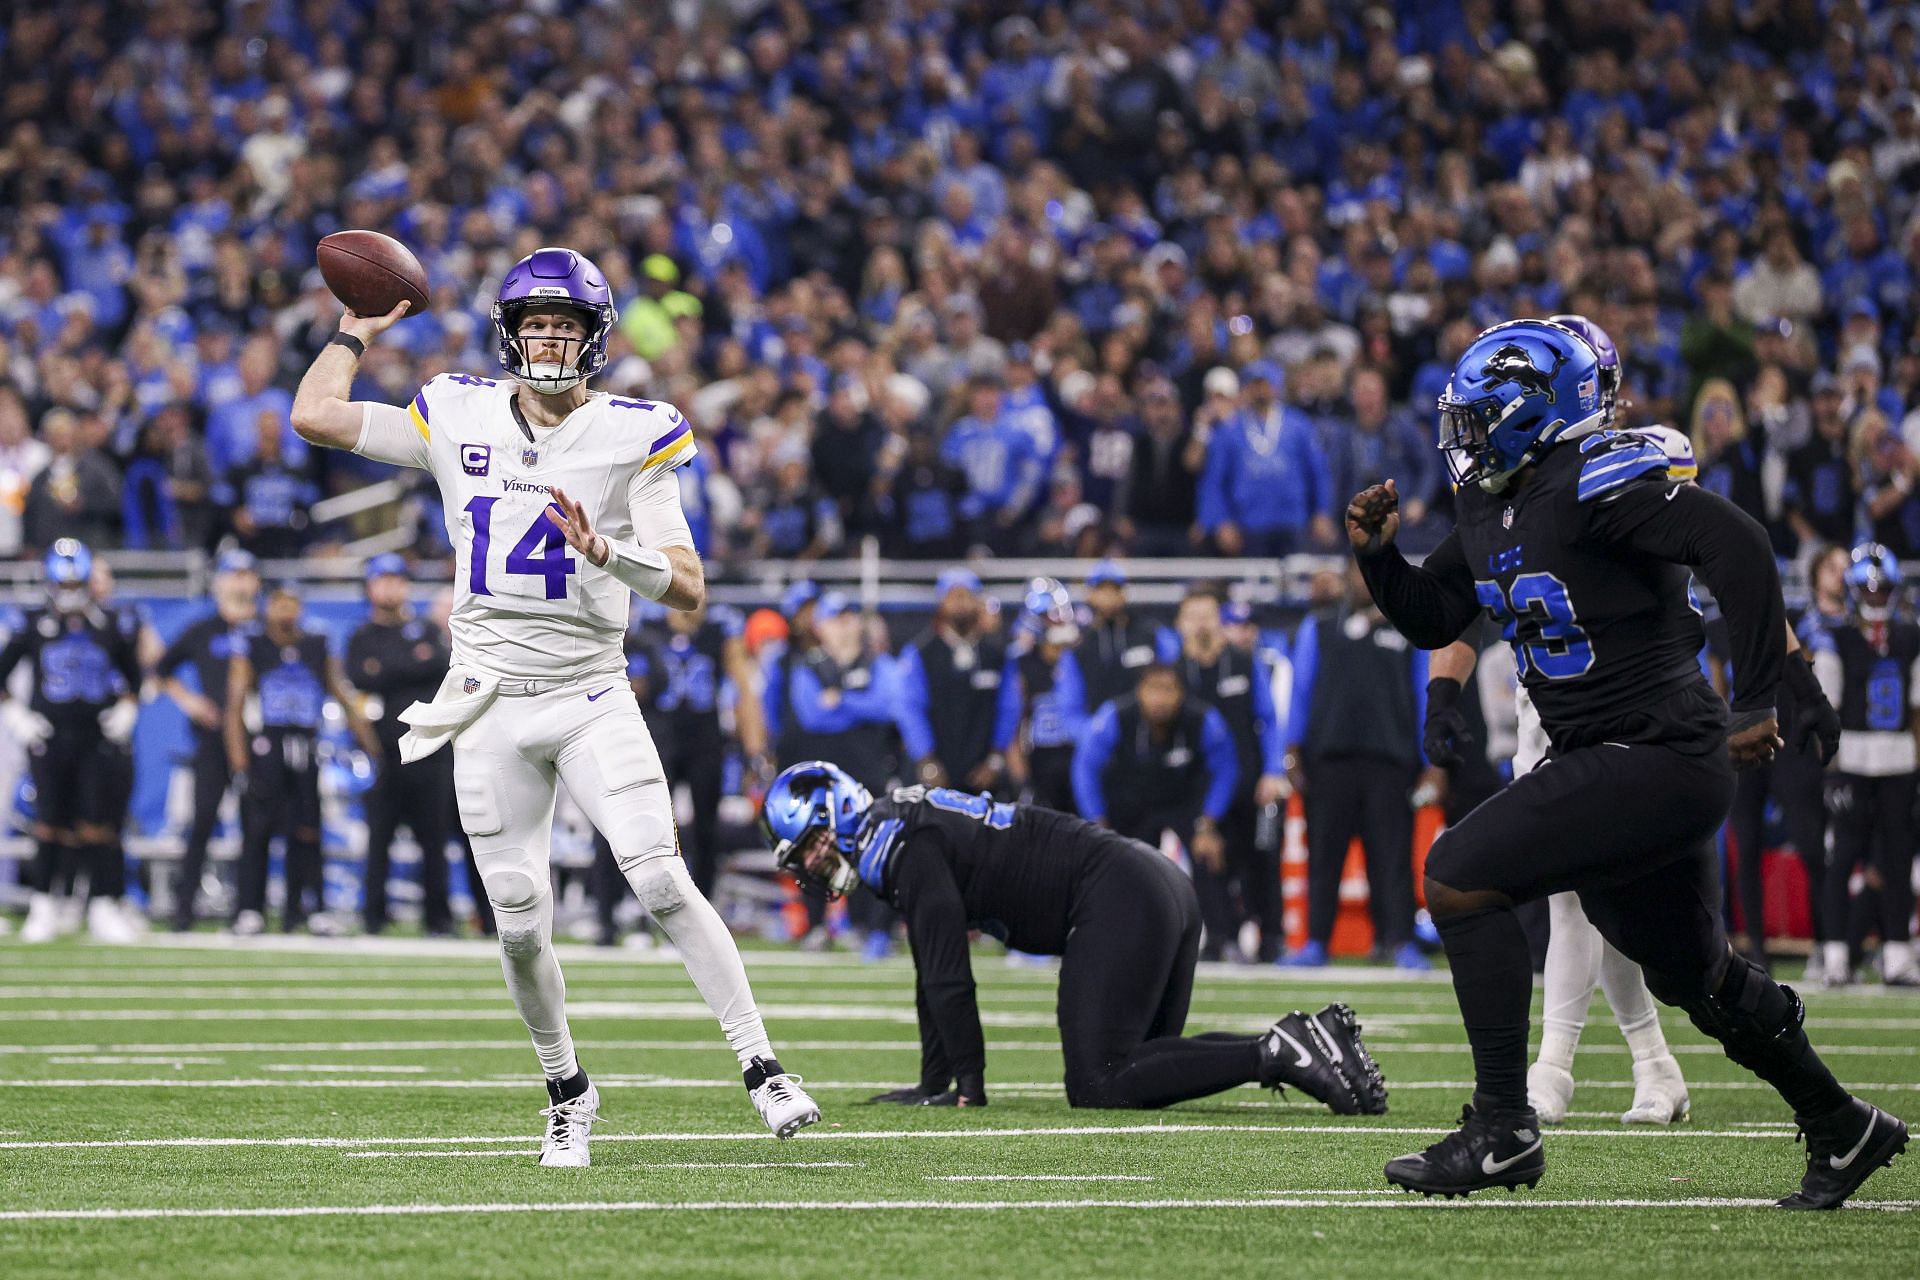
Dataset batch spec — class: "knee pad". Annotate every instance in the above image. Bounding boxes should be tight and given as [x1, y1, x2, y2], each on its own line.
[478, 852, 544, 915]
[1682, 955, 1807, 1069]
[630, 855, 692, 918]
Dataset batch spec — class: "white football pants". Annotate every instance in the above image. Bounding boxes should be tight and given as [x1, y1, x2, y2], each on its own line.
[1516, 687, 1669, 1058]
[452, 675, 773, 1077]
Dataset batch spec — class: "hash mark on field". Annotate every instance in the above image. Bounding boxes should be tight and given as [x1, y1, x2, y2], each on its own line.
[45, 1055, 223, 1066]
[344, 1153, 862, 1168]
[1, 1196, 1914, 1222]
[262, 1064, 430, 1074]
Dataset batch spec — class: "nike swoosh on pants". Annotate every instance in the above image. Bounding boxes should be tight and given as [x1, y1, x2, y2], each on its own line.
[585, 687, 614, 702]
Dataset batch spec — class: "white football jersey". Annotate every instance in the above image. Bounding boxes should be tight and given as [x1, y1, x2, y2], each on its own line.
[368, 373, 697, 682]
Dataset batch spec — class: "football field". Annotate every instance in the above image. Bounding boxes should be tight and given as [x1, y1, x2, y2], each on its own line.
[1, 936, 1915, 1279]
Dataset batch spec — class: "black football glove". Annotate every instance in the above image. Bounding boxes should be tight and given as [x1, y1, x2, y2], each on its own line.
[1783, 651, 1840, 766]
[1422, 676, 1473, 770]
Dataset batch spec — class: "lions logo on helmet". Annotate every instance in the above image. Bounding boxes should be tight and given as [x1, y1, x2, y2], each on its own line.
[761, 761, 873, 898]
[1439, 319, 1606, 491]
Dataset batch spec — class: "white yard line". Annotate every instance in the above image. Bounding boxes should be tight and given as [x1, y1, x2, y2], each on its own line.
[3, 1075, 1916, 1094]
[0, 1122, 1856, 1153]
[0, 1039, 1061, 1056]
[343, 1153, 862, 1166]
[0, 1195, 1913, 1222]
[0, 1005, 1063, 1027]
[925, 1175, 1156, 1182]
[261, 1064, 431, 1074]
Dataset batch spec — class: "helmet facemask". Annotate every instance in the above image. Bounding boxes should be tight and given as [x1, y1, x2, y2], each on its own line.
[494, 299, 613, 395]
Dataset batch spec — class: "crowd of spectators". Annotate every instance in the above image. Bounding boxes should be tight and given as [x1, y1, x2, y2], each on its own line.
[0, 0, 1917, 571]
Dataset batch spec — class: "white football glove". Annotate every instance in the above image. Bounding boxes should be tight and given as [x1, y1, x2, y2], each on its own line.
[99, 699, 139, 746]
[1, 701, 53, 747]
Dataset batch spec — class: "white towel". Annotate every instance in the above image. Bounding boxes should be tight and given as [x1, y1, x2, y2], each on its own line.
[397, 666, 500, 763]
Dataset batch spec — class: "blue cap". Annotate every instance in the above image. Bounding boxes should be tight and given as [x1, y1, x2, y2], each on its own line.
[782, 579, 821, 616]
[1848, 296, 1880, 322]
[214, 549, 258, 576]
[936, 567, 981, 597]
[1241, 360, 1285, 389]
[1222, 599, 1252, 626]
[365, 553, 408, 581]
[814, 591, 854, 621]
[1086, 560, 1127, 588]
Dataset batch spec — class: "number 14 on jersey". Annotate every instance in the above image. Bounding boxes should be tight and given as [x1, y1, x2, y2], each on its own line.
[465, 496, 577, 600]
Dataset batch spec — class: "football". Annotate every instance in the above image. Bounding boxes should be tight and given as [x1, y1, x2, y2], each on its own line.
[316, 229, 431, 317]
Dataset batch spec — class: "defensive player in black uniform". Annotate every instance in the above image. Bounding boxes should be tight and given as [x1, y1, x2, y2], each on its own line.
[156, 548, 261, 930]
[224, 583, 378, 933]
[760, 760, 1388, 1115]
[347, 554, 456, 935]
[1349, 319, 1905, 1207]
[1806, 543, 1920, 987]
[0, 540, 142, 942]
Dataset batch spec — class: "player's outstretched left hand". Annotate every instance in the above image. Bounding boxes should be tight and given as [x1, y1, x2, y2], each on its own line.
[1347, 479, 1400, 554]
[546, 485, 610, 566]
[1727, 716, 1783, 769]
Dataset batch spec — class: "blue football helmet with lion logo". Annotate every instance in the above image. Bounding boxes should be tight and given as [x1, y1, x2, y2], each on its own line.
[1439, 319, 1606, 490]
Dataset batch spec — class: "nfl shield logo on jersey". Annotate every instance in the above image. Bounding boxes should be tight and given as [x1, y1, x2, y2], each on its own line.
[463, 676, 482, 694]
[1502, 506, 1514, 529]
[522, 448, 539, 468]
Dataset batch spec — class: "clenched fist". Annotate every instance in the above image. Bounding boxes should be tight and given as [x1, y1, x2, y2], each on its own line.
[1347, 478, 1401, 554]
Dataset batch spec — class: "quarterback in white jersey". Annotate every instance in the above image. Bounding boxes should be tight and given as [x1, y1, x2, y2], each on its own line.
[290, 246, 818, 1166]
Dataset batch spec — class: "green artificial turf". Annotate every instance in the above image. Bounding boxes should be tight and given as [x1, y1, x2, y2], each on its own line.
[0, 936, 1914, 1278]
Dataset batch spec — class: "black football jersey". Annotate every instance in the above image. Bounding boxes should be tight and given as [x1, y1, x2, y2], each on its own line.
[1826, 620, 1920, 735]
[1360, 432, 1786, 754]
[0, 606, 141, 723]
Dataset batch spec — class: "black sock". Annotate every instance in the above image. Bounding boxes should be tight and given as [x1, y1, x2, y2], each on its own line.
[743, 1057, 784, 1091]
[1080, 1037, 1263, 1109]
[547, 1068, 590, 1104]
[1436, 906, 1533, 1115]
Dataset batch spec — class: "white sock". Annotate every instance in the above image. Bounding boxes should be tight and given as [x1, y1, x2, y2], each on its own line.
[1824, 940, 1851, 978]
[627, 856, 773, 1069]
[1597, 942, 1670, 1062]
[1540, 892, 1602, 1062]
[1884, 940, 1916, 978]
[495, 892, 578, 1080]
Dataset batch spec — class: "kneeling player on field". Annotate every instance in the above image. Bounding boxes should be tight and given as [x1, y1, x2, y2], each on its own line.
[761, 761, 1388, 1114]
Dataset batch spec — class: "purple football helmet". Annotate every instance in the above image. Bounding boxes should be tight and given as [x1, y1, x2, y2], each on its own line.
[492, 247, 617, 395]
[1548, 314, 1620, 424]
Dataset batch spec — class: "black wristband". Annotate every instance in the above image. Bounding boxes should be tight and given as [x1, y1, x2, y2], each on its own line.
[329, 332, 366, 359]
[1425, 675, 1464, 715]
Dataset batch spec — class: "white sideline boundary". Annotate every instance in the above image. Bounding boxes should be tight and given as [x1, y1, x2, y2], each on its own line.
[0, 1122, 1843, 1152]
[1, 1195, 1914, 1222]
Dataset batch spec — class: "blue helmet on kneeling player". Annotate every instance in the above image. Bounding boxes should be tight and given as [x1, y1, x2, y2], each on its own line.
[762, 760, 872, 897]
[1439, 319, 1607, 491]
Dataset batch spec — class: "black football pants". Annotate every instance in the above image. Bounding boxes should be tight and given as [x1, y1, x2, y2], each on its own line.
[362, 743, 455, 933]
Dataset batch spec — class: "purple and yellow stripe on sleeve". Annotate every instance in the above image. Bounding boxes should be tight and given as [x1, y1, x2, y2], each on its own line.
[408, 391, 431, 440]
[644, 417, 694, 469]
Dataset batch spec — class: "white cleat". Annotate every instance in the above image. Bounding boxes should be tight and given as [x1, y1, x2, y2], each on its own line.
[20, 893, 61, 943]
[538, 1080, 600, 1168]
[1621, 1054, 1690, 1124]
[87, 897, 140, 945]
[1526, 1060, 1575, 1125]
[749, 1061, 821, 1139]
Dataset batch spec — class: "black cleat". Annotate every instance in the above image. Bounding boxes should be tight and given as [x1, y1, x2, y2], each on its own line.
[1259, 1003, 1388, 1115]
[1777, 1099, 1908, 1210]
[1385, 1104, 1545, 1197]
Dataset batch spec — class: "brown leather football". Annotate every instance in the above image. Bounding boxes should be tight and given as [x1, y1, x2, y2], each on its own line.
[316, 230, 431, 317]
